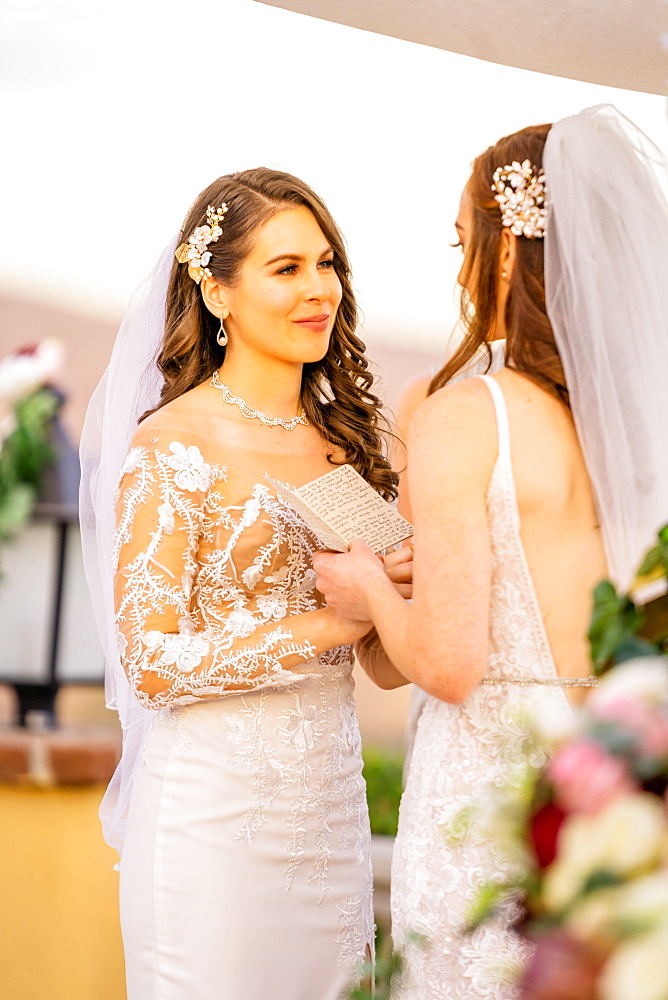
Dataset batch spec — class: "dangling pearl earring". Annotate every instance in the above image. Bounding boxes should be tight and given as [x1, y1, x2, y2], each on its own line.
[217, 316, 228, 347]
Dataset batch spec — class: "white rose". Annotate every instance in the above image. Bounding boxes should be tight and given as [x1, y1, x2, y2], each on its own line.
[0, 354, 40, 399]
[530, 699, 578, 746]
[543, 793, 667, 912]
[599, 925, 668, 1000]
[33, 338, 64, 383]
[591, 657, 668, 709]
[567, 871, 668, 941]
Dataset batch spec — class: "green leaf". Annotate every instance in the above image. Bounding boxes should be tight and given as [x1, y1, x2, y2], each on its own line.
[637, 545, 663, 577]
[613, 634, 661, 663]
[588, 580, 644, 674]
[581, 869, 623, 895]
[0, 483, 35, 537]
[445, 804, 476, 845]
[467, 880, 517, 930]
[0, 385, 61, 562]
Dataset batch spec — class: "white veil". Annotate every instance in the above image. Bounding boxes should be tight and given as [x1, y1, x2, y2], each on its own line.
[79, 238, 178, 854]
[543, 105, 668, 591]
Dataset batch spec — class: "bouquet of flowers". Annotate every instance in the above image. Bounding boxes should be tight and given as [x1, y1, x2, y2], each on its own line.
[470, 526, 668, 1000]
[0, 340, 64, 550]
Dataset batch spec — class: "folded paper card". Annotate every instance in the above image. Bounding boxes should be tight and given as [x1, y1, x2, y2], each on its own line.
[267, 464, 413, 553]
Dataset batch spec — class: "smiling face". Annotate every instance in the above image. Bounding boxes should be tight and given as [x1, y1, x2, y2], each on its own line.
[210, 205, 342, 366]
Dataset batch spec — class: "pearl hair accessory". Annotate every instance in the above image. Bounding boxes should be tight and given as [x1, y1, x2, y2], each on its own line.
[492, 160, 547, 239]
[175, 203, 229, 283]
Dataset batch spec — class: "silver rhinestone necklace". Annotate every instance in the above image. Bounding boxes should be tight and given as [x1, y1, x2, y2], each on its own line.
[210, 370, 309, 430]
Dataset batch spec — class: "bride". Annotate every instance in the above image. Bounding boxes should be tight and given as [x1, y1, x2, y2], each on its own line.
[314, 105, 668, 998]
[80, 167, 403, 999]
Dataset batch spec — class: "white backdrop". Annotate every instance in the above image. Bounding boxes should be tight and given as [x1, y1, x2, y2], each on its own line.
[1, 0, 666, 352]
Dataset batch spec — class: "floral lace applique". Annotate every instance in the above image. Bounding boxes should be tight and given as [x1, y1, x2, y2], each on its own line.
[390, 439, 573, 998]
[114, 442, 323, 709]
[115, 433, 373, 970]
[165, 705, 195, 755]
[337, 869, 375, 973]
[225, 694, 293, 847]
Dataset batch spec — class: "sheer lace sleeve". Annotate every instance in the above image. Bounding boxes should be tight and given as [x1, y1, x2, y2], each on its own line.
[113, 425, 324, 709]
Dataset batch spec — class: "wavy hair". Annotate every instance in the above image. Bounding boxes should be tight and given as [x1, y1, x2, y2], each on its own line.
[430, 124, 569, 407]
[143, 168, 397, 500]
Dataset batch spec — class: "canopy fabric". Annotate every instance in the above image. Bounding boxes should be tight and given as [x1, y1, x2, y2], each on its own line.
[257, 0, 667, 95]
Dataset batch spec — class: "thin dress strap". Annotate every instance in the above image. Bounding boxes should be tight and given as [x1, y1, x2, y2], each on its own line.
[476, 375, 510, 464]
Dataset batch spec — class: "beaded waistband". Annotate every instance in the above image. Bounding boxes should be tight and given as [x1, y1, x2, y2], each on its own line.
[479, 674, 599, 688]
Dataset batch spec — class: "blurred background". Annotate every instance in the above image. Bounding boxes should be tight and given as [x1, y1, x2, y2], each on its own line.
[0, 1, 666, 997]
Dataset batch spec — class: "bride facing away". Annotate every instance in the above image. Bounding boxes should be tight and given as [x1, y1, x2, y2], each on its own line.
[80, 168, 403, 999]
[314, 106, 668, 998]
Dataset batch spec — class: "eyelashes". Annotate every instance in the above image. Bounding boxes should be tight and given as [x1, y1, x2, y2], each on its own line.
[277, 258, 335, 276]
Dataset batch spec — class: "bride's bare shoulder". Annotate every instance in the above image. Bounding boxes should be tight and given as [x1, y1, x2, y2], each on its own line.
[129, 381, 221, 449]
[409, 376, 497, 444]
[407, 378, 499, 488]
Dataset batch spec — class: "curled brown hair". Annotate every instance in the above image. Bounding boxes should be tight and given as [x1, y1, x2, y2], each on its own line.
[144, 168, 397, 500]
[430, 124, 569, 406]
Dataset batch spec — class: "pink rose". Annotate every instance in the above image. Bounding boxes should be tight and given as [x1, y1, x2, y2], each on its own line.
[548, 740, 636, 814]
[591, 696, 668, 758]
[520, 932, 606, 1000]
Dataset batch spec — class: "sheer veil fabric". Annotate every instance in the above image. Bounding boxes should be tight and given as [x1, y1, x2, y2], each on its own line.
[544, 105, 668, 590]
[79, 238, 178, 854]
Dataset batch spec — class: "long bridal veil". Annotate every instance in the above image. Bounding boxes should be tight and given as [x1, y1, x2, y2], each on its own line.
[544, 105, 668, 591]
[80, 238, 178, 854]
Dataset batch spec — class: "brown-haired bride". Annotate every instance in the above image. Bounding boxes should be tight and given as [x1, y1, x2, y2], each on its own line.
[314, 106, 668, 997]
[80, 168, 399, 999]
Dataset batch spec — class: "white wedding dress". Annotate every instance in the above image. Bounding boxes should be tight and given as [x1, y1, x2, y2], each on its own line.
[114, 410, 373, 1000]
[391, 376, 575, 998]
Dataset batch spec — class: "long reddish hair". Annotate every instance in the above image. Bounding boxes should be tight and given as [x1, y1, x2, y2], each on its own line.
[430, 124, 568, 406]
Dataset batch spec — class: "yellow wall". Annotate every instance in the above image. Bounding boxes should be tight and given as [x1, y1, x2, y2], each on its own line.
[0, 674, 409, 1000]
[0, 785, 125, 1000]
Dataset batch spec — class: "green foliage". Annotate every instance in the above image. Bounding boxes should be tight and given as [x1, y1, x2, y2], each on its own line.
[637, 525, 668, 578]
[362, 746, 404, 837]
[466, 879, 515, 930]
[588, 581, 646, 674]
[588, 526, 668, 675]
[580, 869, 623, 896]
[0, 387, 60, 549]
[348, 926, 405, 1000]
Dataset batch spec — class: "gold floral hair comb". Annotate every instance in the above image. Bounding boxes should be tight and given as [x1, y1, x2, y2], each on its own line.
[175, 203, 229, 283]
[492, 160, 547, 239]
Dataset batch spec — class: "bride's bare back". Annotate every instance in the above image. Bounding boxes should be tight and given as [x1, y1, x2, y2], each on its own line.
[495, 368, 607, 696]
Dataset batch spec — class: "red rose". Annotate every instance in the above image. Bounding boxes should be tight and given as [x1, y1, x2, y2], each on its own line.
[529, 803, 566, 868]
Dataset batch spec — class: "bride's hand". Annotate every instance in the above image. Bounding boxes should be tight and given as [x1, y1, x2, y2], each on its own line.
[313, 539, 390, 622]
[382, 542, 413, 599]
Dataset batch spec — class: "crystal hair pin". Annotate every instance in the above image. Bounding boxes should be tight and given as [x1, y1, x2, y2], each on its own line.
[492, 160, 547, 239]
[175, 203, 229, 283]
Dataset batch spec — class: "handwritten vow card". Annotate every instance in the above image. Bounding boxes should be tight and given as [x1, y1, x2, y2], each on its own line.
[267, 464, 414, 553]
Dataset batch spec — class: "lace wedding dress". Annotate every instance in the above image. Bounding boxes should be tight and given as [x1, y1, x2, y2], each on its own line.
[391, 376, 575, 998]
[114, 403, 373, 1000]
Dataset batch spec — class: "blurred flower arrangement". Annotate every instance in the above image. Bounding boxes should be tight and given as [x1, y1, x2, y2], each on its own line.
[469, 525, 668, 1000]
[0, 340, 64, 549]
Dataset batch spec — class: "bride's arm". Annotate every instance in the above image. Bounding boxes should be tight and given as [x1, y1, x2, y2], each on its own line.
[353, 545, 413, 689]
[115, 422, 369, 710]
[355, 628, 408, 689]
[315, 380, 497, 704]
